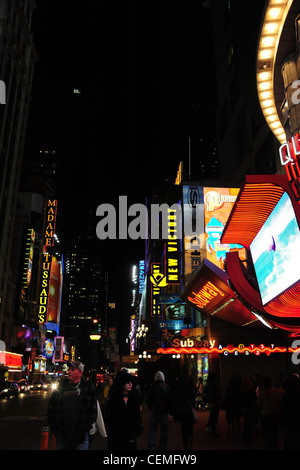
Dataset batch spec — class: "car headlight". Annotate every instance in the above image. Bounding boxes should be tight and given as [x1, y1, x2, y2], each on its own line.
[51, 383, 57, 390]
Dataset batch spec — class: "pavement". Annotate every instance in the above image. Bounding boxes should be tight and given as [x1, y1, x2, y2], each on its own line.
[89, 405, 270, 452]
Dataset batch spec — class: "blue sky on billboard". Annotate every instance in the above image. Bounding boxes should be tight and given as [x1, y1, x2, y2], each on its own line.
[250, 192, 300, 305]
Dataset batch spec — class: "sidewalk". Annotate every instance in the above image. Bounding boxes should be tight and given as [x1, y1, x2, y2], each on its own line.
[90, 405, 269, 451]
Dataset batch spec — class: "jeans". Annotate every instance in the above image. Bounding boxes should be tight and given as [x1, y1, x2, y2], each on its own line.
[148, 412, 169, 450]
[55, 432, 90, 450]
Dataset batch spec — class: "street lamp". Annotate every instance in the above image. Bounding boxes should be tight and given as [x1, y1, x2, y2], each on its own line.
[89, 330, 101, 341]
[89, 330, 101, 383]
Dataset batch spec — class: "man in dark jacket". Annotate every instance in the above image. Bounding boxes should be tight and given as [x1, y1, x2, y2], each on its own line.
[147, 371, 171, 450]
[47, 360, 97, 450]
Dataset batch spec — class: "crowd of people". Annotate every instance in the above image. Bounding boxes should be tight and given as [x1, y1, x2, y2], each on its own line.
[224, 372, 300, 450]
[47, 361, 300, 451]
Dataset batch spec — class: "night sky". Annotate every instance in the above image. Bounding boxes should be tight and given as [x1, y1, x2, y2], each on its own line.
[23, 1, 216, 329]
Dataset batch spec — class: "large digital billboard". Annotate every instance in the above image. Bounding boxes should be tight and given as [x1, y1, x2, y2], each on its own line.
[250, 192, 300, 305]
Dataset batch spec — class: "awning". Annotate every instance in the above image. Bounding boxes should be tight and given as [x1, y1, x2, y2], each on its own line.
[181, 259, 262, 328]
[220, 174, 300, 335]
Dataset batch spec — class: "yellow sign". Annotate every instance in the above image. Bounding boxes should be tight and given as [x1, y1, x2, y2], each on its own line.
[150, 271, 168, 288]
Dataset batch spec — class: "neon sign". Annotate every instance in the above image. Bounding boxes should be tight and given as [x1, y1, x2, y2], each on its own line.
[157, 343, 294, 356]
[279, 134, 300, 200]
[151, 263, 163, 316]
[188, 280, 225, 309]
[38, 253, 52, 323]
[165, 208, 180, 284]
[44, 199, 58, 246]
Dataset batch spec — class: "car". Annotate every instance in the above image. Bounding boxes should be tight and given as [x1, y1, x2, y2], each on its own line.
[17, 379, 30, 393]
[32, 380, 48, 390]
[0, 381, 19, 398]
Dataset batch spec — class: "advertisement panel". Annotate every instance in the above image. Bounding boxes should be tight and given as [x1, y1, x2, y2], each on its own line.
[204, 187, 244, 270]
[46, 256, 63, 324]
[182, 185, 205, 285]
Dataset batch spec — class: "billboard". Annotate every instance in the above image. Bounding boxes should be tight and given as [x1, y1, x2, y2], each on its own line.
[182, 185, 205, 285]
[204, 187, 244, 270]
[46, 256, 63, 325]
[250, 192, 300, 305]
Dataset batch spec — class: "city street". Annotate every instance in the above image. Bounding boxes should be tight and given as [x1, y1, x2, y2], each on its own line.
[0, 389, 269, 451]
[0, 389, 50, 450]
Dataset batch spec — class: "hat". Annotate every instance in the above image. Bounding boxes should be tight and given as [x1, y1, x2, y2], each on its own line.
[68, 360, 84, 373]
[154, 371, 165, 382]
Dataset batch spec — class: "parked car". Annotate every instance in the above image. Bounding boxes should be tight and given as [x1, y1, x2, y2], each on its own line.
[17, 379, 30, 393]
[0, 381, 19, 398]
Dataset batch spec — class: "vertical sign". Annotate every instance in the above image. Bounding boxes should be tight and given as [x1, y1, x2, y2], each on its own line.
[204, 188, 243, 270]
[183, 185, 204, 285]
[45, 200, 58, 246]
[165, 208, 181, 284]
[38, 199, 58, 323]
[38, 253, 52, 323]
[53, 336, 64, 362]
[150, 263, 166, 316]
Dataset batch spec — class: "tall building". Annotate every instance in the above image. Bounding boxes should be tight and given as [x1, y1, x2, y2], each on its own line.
[211, 0, 282, 180]
[0, 0, 37, 343]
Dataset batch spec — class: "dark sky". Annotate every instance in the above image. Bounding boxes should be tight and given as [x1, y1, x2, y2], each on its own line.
[26, 0, 215, 198]
[24, 1, 216, 328]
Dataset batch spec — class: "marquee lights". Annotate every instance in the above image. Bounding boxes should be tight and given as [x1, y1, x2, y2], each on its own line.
[157, 344, 296, 356]
[256, 0, 293, 144]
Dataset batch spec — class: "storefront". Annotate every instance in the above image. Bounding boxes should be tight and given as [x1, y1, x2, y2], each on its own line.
[0, 351, 23, 381]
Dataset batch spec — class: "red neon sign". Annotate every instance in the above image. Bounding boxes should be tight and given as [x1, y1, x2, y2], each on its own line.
[157, 344, 293, 356]
[279, 133, 300, 200]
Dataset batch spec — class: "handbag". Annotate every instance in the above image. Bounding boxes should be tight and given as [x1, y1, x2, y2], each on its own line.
[96, 401, 107, 438]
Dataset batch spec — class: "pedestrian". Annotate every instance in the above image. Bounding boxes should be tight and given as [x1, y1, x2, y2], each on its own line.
[146, 371, 171, 450]
[195, 376, 205, 410]
[239, 376, 257, 444]
[225, 375, 241, 438]
[203, 373, 221, 438]
[99, 375, 113, 414]
[281, 374, 300, 450]
[171, 370, 196, 450]
[47, 360, 97, 450]
[105, 368, 142, 450]
[257, 376, 281, 449]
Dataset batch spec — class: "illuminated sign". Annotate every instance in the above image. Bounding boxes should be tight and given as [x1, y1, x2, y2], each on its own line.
[38, 253, 52, 323]
[157, 343, 292, 356]
[44, 199, 58, 246]
[151, 263, 162, 316]
[175, 161, 184, 185]
[188, 281, 226, 310]
[165, 208, 181, 284]
[139, 260, 145, 293]
[53, 336, 64, 362]
[183, 185, 204, 285]
[22, 228, 35, 288]
[279, 133, 300, 200]
[204, 187, 243, 270]
[0, 351, 23, 369]
[44, 339, 54, 358]
[46, 256, 63, 325]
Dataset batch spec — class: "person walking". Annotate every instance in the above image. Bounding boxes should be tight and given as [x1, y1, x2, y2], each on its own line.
[47, 360, 97, 450]
[203, 373, 221, 438]
[146, 371, 171, 450]
[105, 368, 142, 450]
[172, 370, 196, 450]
